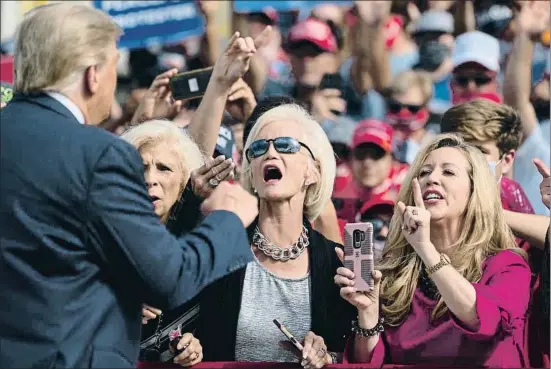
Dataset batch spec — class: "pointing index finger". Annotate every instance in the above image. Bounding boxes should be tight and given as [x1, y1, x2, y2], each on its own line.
[254, 25, 272, 49]
[412, 178, 425, 209]
[534, 158, 550, 178]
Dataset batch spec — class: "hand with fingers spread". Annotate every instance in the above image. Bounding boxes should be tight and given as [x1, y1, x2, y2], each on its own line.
[515, 0, 550, 40]
[534, 158, 550, 209]
[299, 332, 332, 369]
[334, 247, 382, 315]
[141, 304, 162, 325]
[311, 89, 347, 122]
[172, 333, 203, 367]
[212, 26, 272, 90]
[226, 78, 257, 122]
[131, 68, 183, 124]
[190, 155, 236, 199]
[396, 178, 432, 254]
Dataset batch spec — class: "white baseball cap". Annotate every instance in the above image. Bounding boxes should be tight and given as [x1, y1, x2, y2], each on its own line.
[452, 31, 500, 72]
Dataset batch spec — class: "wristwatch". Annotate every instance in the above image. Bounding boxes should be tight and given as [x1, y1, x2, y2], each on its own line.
[426, 253, 451, 276]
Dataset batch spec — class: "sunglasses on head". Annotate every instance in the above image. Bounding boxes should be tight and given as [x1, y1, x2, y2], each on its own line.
[387, 99, 424, 114]
[452, 75, 493, 87]
[245, 137, 316, 162]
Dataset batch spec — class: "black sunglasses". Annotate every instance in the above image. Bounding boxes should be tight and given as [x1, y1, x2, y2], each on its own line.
[387, 99, 424, 114]
[353, 143, 387, 161]
[452, 75, 493, 87]
[245, 137, 315, 162]
[360, 218, 390, 240]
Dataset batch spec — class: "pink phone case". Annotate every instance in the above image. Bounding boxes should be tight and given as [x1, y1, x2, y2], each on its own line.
[343, 222, 374, 291]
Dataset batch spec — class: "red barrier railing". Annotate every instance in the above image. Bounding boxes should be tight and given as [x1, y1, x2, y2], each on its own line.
[138, 361, 476, 369]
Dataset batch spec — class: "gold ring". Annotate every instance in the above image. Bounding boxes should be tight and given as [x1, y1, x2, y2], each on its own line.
[317, 348, 326, 358]
[412, 209, 418, 215]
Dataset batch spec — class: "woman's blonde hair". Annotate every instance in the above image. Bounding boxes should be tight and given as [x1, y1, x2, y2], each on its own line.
[379, 133, 523, 326]
[121, 120, 206, 187]
[241, 104, 336, 220]
[14, 3, 122, 93]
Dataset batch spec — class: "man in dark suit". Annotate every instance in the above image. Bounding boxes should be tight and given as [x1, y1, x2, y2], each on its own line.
[0, 3, 260, 368]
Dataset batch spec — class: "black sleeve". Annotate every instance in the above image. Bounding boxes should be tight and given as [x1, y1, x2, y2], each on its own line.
[165, 180, 204, 237]
[86, 139, 252, 310]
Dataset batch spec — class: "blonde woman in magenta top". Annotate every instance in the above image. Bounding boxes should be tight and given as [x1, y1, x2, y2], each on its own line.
[335, 134, 531, 368]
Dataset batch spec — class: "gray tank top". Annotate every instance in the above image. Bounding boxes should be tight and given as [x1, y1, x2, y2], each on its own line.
[234, 257, 311, 362]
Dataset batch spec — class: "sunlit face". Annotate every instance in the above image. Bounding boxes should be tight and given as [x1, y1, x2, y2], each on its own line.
[249, 120, 317, 202]
[289, 44, 339, 86]
[417, 147, 471, 223]
[89, 40, 120, 125]
[466, 139, 513, 181]
[451, 63, 497, 96]
[351, 143, 392, 189]
[140, 142, 186, 222]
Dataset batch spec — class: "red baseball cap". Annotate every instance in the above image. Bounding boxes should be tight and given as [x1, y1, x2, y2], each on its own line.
[352, 119, 394, 152]
[287, 17, 338, 53]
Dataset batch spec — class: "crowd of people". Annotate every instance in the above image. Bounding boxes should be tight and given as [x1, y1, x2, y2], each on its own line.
[0, 1, 549, 368]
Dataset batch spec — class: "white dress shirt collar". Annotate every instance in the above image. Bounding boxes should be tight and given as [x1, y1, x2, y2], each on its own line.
[45, 91, 85, 125]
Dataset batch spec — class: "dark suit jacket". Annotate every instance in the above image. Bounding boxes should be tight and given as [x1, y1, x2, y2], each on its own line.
[0, 93, 252, 368]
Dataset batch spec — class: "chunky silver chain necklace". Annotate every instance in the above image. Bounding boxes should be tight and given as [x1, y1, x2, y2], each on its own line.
[252, 225, 309, 262]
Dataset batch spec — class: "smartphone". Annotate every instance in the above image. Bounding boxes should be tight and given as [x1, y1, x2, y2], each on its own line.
[273, 319, 304, 351]
[319, 73, 344, 92]
[169, 67, 213, 101]
[343, 222, 374, 291]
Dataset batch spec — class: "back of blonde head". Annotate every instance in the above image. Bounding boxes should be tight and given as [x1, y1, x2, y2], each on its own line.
[14, 3, 122, 93]
[241, 104, 336, 220]
[379, 133, 522, 326]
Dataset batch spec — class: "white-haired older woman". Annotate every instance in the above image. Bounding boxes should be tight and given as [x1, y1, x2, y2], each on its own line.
[194, 104, 355, 368]
[335, 134, 532, 368]
[122, 119, 234, 367]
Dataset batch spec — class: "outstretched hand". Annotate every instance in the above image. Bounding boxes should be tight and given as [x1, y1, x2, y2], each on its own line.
[212, 26, 272, 90]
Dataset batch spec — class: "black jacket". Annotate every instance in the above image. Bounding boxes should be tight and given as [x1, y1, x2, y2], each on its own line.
[195, 217, 356, 361]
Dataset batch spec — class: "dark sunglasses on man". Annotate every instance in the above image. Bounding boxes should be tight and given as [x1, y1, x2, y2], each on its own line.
[352, 143, 387, 161]
[359, 217, 390, 241]
[452, 74, 494, 87]
[245, 137, 315, 162]
[386, 99, 424, 114]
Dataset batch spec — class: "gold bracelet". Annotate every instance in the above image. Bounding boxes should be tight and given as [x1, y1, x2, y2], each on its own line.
[426, 253, 451, 276]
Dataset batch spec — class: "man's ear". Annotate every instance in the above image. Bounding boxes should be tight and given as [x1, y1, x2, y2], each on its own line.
[85, 65, 100, 95]
[501, 149, 515, 174]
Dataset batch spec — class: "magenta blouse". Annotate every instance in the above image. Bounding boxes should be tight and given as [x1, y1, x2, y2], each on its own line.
[345, 250, 532, 368]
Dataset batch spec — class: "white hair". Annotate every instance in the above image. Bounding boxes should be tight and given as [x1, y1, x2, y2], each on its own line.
[241, 104, 336, 220]
[121, 120, 206, 185]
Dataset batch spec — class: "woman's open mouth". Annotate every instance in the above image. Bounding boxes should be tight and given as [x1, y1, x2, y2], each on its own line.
[263, 165, 282, 184]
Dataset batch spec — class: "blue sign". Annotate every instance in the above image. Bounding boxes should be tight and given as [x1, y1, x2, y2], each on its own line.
[93, 1, 205, 50]
[233, 1, 307, 13]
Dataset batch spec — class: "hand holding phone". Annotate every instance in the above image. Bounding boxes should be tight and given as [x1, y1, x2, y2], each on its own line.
[343, 222, 374, 291]
[169, 67, 214, 101]
[273, 319, 304, 352]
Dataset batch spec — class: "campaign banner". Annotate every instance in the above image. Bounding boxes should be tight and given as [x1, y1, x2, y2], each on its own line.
[93, 1, 205, 50]
[232, 1, 307, 13]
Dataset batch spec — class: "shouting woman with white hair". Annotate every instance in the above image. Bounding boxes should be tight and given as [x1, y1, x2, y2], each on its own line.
[194, 104, 355, 367]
